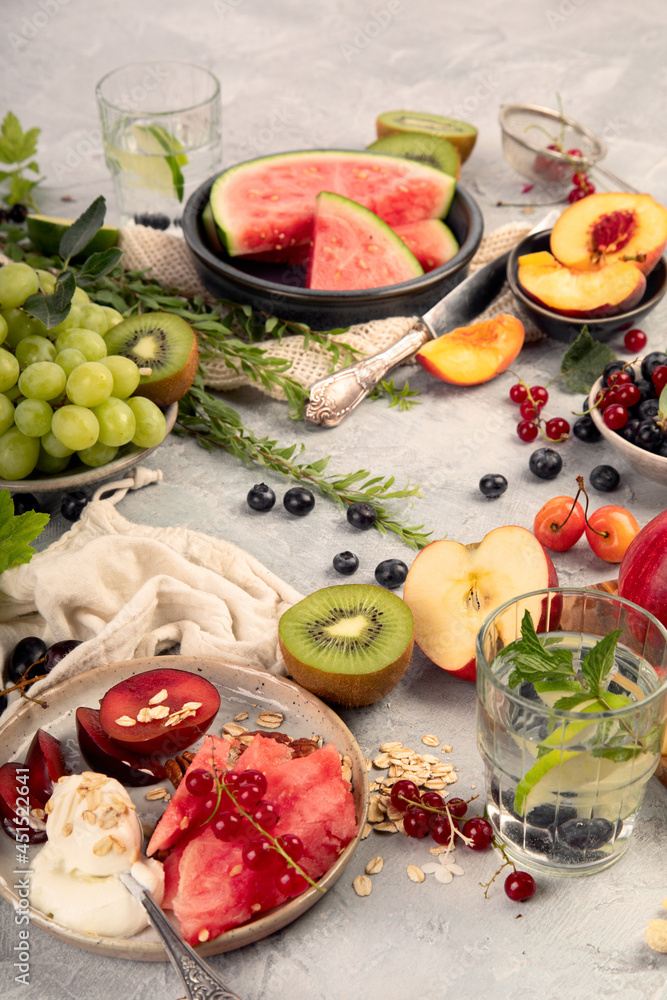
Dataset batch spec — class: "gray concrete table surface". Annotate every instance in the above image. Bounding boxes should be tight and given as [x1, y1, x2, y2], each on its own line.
[2, 1, 667, 998]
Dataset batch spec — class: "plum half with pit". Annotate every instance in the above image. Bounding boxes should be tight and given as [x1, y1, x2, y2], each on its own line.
[76, 707, 166, 786]
[98, 667, 221, 755]
[25, 728, 69, 804]
[0, 761, 47, 843]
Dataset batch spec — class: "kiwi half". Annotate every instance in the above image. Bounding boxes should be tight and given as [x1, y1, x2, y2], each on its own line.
[376, 111, 478, 164]
[367, 133, 460, 179]
[278, 584, 414, 708]
[104, 312, 198, 406]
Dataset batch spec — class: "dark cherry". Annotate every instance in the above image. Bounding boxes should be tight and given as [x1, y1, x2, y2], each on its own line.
[8, 635, 47, 685]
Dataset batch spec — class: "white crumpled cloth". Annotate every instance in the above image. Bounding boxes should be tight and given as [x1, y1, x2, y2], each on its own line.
[0, 470, 302, 723]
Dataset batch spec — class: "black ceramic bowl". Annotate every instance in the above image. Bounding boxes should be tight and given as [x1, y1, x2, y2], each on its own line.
[182, 171, 484, 329]
[507, 230, 667, 343]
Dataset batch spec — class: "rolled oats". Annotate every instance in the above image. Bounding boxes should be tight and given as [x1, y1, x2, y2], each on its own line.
[223, 722, 248, 738]
[148, 689, 169, 705]
[148, 704, 170, 720]
[365, 855, 384, 875]
[233, 712, 249, 722]
[257, 711, 284, 729]
[372, 753, 391, 769]
[353, 874, 372, 896]
[182, 702, 203, 712]
[82, 810, 96, 825]
[114, 715, 137, 727]
[422, 735, 440, 747]
[61, 822, 73, 838]
[93, 835, 113, 857]
[137, 707, 153, 723]
[407, 865, 425, 883]
[145, 787, 170, 801]
[360, 822, 373, 840]
[374, 821, 398, 833]
[380, 742, 403, 752]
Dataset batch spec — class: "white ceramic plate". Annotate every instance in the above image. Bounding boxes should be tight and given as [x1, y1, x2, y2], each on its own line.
[1, 403, 177, 494]
[0, 656, 369, 960]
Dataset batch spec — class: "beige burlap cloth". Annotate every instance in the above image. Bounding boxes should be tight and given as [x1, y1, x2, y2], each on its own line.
[118, 222, 541, 401]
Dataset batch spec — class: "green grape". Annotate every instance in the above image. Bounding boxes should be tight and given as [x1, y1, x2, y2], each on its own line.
[0, 394, 14, 435]
[127, 396, 167, 448]
[3, 308, 48, 349]
[49, 303, 84, 339]
[99, 355, 141, 398]
[0, 348, 20, 392]
[3, 384, 21, 402]
[77, 441, 118, 467]
[55, 328, 107, 362]
[78, 303, 109, 336]
[71, 286, 90, 305]
[36, 269, 56, 294]
[0, 313, 7, 347]
[0, 263, 40, 310]
[92, 396, 136, 447]
[66, 361, 114, 407]
[0, 426, 40, 480]
[14, 398, 53, 438]
[102, 306, 124, 331]
[51, 404, 99, 451]
[55, 348, 87, 377]
[15, 335, 57, 367]
[18, 361, 67, 401]
[41, 429, 73, 458]
[35, 448, 70, 475]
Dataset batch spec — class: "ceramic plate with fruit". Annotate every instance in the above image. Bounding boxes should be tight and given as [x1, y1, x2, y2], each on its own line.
[0, 656, 368, 959]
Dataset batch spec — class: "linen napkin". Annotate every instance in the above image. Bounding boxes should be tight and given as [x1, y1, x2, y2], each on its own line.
[0, 469, 303, 724]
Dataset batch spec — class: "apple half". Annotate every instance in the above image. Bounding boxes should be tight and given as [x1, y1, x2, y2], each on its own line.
[517, 250, 646, 318]
[402, 525, 559, 682]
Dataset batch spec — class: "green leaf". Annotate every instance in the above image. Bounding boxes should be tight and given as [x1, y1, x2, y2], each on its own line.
[591, 745, 645, 762]
[0, 112, 27, 164]
[560, 326, 617, 394]
[145, 126, 187, 203]
[553, 691, 601, 710]
[580, 628, 624, 697]
[501, 610, 575, 688]
[8, 173, 38, 207]
[75, 247, 123, 286]
[0, 489, 49, 574]
[23, 270, 76, 328]
[59, 196, 107, 264]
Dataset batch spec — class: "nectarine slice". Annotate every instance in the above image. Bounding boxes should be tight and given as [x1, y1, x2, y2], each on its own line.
[415, 313, 525, 386]
[550, 192, 667, 276]
[517, 250, 646, 318]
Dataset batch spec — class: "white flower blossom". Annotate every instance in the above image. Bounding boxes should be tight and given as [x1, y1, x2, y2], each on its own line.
[421, 851, 465, 884]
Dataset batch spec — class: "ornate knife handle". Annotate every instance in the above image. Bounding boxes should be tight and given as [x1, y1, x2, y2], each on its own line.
[304, 320, 433, 427]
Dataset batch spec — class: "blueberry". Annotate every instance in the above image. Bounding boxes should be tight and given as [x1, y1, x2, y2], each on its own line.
[572, 415, 601, 443]
[346, 501, 377, 530]
[283, 486, 315, 516]
[503, 820, 554, 855]
[589, 464, 620, 492]
[635, 378, 656, 403]
[490, 777, 519, 815]
[11, 492, 45, 515]
[619, 417, 641, 444]
[640, 351, 667, 381]
[374, 558, 408, 589]
[133, 212, 170, 230]
[556, 817, 614, 850]
[635, 419, 663, 451]
[479, 473, 508, 498]
[528, 447, 562, 480]
[333, 551, 359, 575]
[61, 490, 89, 522]
[525, 803, 578, 828]
[8, 203, 28, 224]
[638, 398, 659, 421]
[246, 483, 276, 511]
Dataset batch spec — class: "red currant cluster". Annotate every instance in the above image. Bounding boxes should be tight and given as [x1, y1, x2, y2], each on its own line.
[566, 149, 596, 203]
[391, 780, 536, 901]
[509, 381, 570, 443]
[185, 766, 309, 897]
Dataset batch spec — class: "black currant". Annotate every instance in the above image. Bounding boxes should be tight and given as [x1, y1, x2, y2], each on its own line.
[638, 398, 659, 421]
[61, 490, 89, 522]
[346, 501, 377, 530]
[635, 419, 663, 451]
[528, 447, 562, 480]
[246, 483, 276, 511]
[478, 474, 508, 498]
[283, 486, 315, 516]
[589, 465, 620, 492]
[333, 551, 359, 575]
[374, 558, 408, 589]
[572, 415, 601, 443]
[10, 492, 45, 516]
[619, 418, 641, 444]
[640, 351, 667, 381]
[635, 378, 656, 403]
[8, 203, 28, 223]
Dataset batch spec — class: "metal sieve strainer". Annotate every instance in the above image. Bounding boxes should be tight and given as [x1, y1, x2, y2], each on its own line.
[499, 102, 638, 193]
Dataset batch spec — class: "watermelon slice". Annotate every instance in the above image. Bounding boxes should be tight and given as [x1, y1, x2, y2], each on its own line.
[160, 735, 358, 945]
[209, 150, 456, 256]
[306, 192, 423, 291]
[393, 219, 459, 272]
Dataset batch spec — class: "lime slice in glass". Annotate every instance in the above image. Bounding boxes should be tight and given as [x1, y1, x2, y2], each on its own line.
[106, 124, 188, 201]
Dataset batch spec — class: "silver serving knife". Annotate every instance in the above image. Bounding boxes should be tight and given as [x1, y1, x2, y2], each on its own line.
[304, 209, 560, 427]
[118, 871, 243, 1000]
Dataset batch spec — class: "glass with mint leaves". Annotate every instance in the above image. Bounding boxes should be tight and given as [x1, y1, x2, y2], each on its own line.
[96, 61, 222, 230]
[476, 587, 667, 876]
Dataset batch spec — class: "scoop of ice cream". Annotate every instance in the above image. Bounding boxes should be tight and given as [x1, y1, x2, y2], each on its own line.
[44, 772, 142, 877]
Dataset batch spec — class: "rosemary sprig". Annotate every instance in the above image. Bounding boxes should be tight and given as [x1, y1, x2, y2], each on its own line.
[369, 378, 421, 411]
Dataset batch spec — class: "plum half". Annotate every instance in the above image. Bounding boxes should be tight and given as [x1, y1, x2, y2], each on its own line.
[25, 728, 69, 804]
[76, 707, 166, 786]
[0, 761, 47, 843]
[98, 667, 221, 755]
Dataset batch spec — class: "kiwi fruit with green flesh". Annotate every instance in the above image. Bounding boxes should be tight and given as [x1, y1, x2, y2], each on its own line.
[376, 111, 478, 164]
[367, 133, 460, 179]
[104, 312, 198, 406]
[278, 584, 414, 708]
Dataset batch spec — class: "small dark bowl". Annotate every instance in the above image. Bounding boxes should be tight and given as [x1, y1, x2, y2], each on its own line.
[182, 170, 484, 329]
[507, 230, 667, 343]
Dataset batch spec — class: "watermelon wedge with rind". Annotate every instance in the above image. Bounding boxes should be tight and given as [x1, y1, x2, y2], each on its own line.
[209, 150, 456, 256]
[393, 219, 459, 272]
[306, 192, 424, 291]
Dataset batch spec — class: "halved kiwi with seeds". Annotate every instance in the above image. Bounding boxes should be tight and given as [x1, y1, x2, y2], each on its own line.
[376, 111, 478, 163]
[104, 312, 199, 406]
[367, 133, 460, 179]
[278, 584, 414, 708]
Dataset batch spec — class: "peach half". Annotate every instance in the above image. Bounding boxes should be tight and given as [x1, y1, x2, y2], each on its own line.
[415, 313, 525, 385]
[550, 192, 667, 277]
[517, 250, 646, 318]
